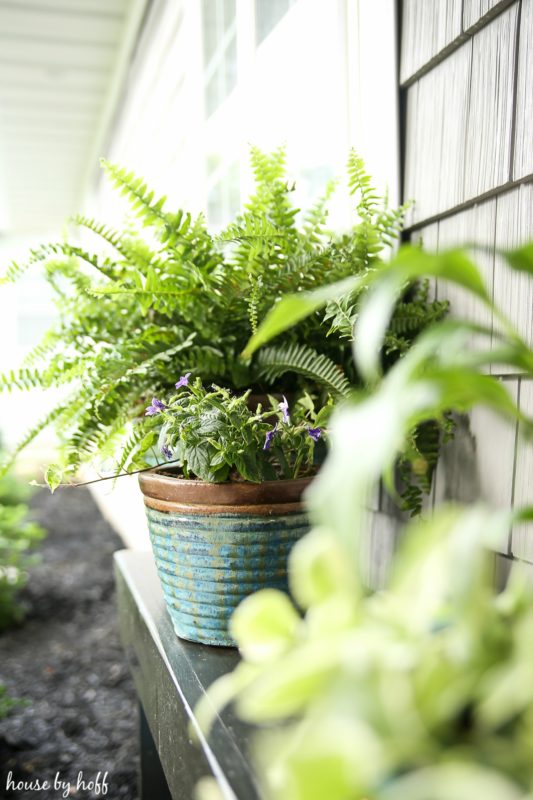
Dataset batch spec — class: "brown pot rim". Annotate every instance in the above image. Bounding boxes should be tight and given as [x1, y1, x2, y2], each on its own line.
[138, 466, 313, 508]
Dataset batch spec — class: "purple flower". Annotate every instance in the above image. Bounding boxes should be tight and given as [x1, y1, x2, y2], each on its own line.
[279, 396, 290, 423]
[263, 426, 278, 451]
[145, 397, 166, 416]
[161, 443, 173, 460]
[175, 372, 191, 389]
[307, 427, 322, 442]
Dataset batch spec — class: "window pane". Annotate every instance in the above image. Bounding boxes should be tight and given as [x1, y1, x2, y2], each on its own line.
[202, 0, 237, 117]
[227, 162, 241, 218]
[207, 161, 240, 229]
[207, 181, 225, 228]
[223, 0, 235, 31]
[205, 73, 220, 118]
[202, 0, 220, 64]
[255, 0, 294, 44]
[224, 34, 238, 96]
[17, 313, 54, 348]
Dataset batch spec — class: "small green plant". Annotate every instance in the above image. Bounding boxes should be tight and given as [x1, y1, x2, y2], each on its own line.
[0, 148, 445, 493]
[0, 684, 23, 721]
[144, 375, 328, 483]
[0, 467, 45, 630]
[196, 242, 533, 800]
[0, 466, 44, 722]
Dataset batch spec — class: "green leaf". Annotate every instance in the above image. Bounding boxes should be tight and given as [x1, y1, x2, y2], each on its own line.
[504, 242, 533, 274]
[243, 275, 364, 357]
[354, 246, 493, 382]
[44, 464, 63, 493]
[258, 717, 389, 800]
[256, 343, 352, 398]
[380, 763, 524, 800]
[184, 443, 213, 481]
[289, 528, 360, 608]
[236, 641, 338, 722]
[194, 777, 226, 800]
[230, 589, 301, 663]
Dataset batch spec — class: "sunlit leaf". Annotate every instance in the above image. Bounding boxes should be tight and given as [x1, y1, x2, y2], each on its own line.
[380, 762, 524, 800]
[354, 246, 493, 382]
[230, 589, 301, 663]
[44, 464, 63, 493]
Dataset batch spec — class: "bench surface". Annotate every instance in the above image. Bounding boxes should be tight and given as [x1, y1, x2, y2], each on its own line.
[114, 550, 261, 800]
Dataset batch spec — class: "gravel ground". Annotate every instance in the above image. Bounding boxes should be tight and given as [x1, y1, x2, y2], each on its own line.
[0, 488, 139, 800]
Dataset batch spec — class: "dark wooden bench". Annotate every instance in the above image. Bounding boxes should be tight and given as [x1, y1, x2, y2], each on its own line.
[114, 550, 261, 800]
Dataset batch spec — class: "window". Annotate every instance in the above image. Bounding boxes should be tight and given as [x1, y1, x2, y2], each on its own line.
[202, 0, 237, 117]
[91, 1, 399, 237]
[202, 1, 354, 229]
[255, 0, 296, 44]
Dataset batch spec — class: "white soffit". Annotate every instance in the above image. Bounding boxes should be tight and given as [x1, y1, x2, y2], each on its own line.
[0, 0, 147, 235]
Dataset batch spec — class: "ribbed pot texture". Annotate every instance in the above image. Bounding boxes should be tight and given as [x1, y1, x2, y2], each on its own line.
[139, 468, 312, 647]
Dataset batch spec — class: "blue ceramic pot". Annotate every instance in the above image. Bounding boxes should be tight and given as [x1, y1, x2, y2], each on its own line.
[139, 469, 312, 646]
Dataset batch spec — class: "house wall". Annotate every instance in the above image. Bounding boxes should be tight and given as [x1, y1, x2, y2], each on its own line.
[400, 0, 533, 567]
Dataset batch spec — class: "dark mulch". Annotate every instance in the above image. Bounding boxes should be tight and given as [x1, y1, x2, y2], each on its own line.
[0, 489, 139, 800]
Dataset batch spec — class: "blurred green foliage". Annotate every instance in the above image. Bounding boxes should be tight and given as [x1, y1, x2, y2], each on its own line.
[0, 684, 23, 721]
[0, 468, 45, 631]
[0, 462, 44, 721]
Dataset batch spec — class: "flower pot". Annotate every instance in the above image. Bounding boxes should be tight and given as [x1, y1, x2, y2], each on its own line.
[139, 468, 312, 646]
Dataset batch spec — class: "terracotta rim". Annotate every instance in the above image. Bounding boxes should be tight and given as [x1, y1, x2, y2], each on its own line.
[139, 466, 313, 508]
[143, 498, 307, 515]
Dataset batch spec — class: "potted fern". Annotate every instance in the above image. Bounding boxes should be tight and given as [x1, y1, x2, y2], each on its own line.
[0, 149, 446, 644]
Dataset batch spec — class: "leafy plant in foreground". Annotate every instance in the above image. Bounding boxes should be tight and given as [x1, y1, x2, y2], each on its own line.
[0, 149, 445, 492]
[195, 243, 533, 800]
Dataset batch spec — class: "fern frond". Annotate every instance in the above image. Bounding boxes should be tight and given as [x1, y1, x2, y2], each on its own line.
[95, 336, 196, 406]
[256, 344, 352, 398]
[302, 179, 337, 245]
[249, 145, 288, 185]
[85, 285, 197, 299]
[0, 367, 46, 393]
[0, 404, 68, 478]
[186, 345, 226, 375]
[398, 420, 443, 515]
[0, 244, 57, 285]
[390, 293, 449, 337]
[347, 150, 380, 217]
[247, 277, 262, 334]
[323, 296, 358, 339]
[114, 426, 152, 475]
[73, 214, 125, 250]
[73, 214, 160, 270]
[100, 160, 167, 227]
[218, 216, 287, 244]
[375, 203, 409, 247]
[22, 329, 61, 367]
[36, 242, 117, 281]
